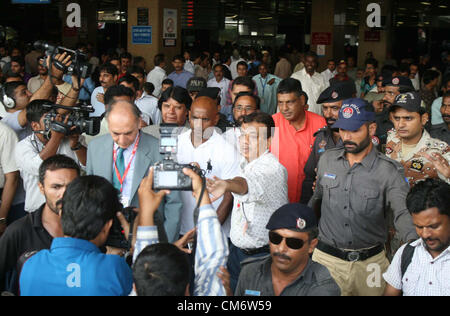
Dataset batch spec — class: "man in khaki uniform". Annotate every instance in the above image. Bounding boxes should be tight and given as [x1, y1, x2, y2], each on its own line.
[386, 92, 450, 187]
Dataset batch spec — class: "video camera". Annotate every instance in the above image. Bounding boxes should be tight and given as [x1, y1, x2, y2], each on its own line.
[153, 124, 203, 191]
[41, 102, 101, 137]
[34, 41, 92, 79]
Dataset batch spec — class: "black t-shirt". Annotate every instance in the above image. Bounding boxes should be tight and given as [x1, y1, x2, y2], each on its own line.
[0, 205, 52, 294]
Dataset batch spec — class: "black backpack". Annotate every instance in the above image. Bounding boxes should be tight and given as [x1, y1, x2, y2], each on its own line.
[400, 241, 416, 277]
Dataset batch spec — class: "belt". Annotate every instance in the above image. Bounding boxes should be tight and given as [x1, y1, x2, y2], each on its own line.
[317, 241, 384, 262]
[241, 245, 270, 256]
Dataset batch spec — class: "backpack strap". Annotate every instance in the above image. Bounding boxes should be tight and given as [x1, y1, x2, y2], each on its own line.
[400, 241, 415, 277]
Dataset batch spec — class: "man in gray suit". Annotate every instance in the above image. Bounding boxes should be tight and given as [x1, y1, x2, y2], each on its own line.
[86, 100, 183, 243]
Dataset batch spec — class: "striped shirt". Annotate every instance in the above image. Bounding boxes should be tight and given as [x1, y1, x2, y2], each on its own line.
[383, 239, 450, 296]
[133, 204, 229, 296]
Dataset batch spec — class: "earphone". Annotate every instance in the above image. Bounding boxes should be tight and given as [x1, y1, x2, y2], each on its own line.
[1, 85, 16, 109]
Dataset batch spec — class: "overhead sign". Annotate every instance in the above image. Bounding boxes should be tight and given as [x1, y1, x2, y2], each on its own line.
[163, 9, 177, 39]
[312, 32, 332, 45]
[12, 0, 51, 3]
[132, 26, 152, 45]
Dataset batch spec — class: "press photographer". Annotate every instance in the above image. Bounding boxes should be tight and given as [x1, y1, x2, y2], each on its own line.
[14, 99, 87, 213]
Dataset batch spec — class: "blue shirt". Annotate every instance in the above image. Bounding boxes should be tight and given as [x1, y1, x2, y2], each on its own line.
[167, 70, 194, 89]
[63, 75, 96, 102]
[19, 237, 133, 296]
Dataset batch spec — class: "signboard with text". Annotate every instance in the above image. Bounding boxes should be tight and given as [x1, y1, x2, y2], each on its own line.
[163, 9, 177, 39]
[311, 32, 332, 45]
[132, 26, 152, 45]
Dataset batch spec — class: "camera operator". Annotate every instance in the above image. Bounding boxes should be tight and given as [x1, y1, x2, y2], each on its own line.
[132, 167, 229, 296]
[19, 175, 133, 296]
[1, 53, 83, 141]
[14, 100, 86, 213]
[0, 155, 80, 295]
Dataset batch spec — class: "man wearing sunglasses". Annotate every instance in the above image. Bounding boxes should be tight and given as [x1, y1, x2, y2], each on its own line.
[234, 203, 340, 296]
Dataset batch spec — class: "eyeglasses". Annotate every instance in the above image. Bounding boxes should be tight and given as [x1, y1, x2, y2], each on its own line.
[269, 231, 306, 250]
[234, 106, 256, 112]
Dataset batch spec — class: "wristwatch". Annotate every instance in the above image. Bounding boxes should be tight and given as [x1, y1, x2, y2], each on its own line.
[0, 218, 6, 225]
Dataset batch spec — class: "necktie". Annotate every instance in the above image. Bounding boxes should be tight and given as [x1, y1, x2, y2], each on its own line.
[113, 147, 125, 192]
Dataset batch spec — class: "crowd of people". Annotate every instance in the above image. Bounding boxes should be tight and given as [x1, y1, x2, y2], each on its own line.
[0, 40, 449, 297]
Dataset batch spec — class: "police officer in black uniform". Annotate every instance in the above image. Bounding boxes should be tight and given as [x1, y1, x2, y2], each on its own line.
[376, 76, 416, 149]
[300, 82, 353, 204]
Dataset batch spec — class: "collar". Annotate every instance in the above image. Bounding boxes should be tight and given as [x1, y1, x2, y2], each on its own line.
[266, 257, 315, 289]
[415, 239, 450, 261]
[337, 144, 378, 169]
[51, 237, 101, 253]
[240, 150, 270, 169]
[31, 204, 46, 228]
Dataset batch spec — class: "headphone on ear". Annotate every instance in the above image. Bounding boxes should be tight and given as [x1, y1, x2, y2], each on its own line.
[1, 85, 16, 109]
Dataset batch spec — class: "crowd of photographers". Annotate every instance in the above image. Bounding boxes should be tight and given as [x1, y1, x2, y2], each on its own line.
[0, 41, 449, 297]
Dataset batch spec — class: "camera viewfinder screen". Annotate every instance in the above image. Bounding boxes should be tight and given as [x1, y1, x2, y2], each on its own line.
[161, 137, 177, 147]
[158, 171, 178, 187]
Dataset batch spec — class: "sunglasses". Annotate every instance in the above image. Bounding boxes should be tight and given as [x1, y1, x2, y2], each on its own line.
[269, 231, 306, 250]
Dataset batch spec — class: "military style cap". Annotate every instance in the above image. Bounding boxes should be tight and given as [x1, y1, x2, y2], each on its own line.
[317, 81, 354, 104]
[390, 91, 422, 113]
[332, 98, 376, 131]
[186, 77, 207, 93]
[382, 76, 414, 89]
[266, 203, 317, 232]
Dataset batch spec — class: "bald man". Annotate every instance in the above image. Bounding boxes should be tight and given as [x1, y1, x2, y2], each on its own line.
[86, 100, 183, 243]
[177, 96, 241, 238]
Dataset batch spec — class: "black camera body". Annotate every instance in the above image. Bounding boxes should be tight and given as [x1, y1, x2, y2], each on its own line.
[42, 102, 101, 136]
[106, 207, 137, 251]
[153, 124, 202, 191]
[34, 41, 92, 79]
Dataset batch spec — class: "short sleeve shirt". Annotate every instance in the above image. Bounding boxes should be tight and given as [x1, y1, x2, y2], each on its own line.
[0, 122, 19, 188]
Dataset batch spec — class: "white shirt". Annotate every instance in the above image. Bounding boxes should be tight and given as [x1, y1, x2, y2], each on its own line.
[177, 129, 241, 236]
[411, 73, 420, 91]
[222, 127, 241, 154]
[207, 77, 231, 109]
[0, 122, 19, 189]
[146, 66, 167, 98]
[90, 86, 105, 117]
[230, 152, 289, 249]
[135, 92, 162, 125]
[15, 134, 84, 212]
[27, 75, 46, 94]
[383, 239, 450, 296]
[291, 68, 327, 115]
[321, 69, 337, 87]
[1, 111, 31, 141]
[184, 60, 195, 75]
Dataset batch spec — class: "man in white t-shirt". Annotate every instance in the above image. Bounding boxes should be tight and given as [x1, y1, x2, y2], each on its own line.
[146, 54, 167, 98]
[177, 96, 240, 238]
[0, 122, 20, 235]
[15, 100, 86, 213]
[207, 64, 231, 111]
[90, 63, 118, 117]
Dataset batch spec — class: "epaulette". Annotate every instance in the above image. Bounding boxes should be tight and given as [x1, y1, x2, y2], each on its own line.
[313, 125, 329, 137]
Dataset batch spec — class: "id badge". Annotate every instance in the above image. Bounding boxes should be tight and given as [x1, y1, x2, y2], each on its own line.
[120, 195, 130, 208]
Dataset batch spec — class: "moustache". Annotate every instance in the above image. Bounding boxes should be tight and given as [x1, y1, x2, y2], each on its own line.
[343, 141, 358, 147]
[273, 252, 291, 261]
[442, 114, 450, 119]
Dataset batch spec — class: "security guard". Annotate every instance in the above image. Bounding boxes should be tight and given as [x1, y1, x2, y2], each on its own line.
[235, 203, 340, 296]
[386, 91, 450, 186]
[300, 82, 353, 204]
[376, 76, 416, 149]
[309, 98, 417, 296]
